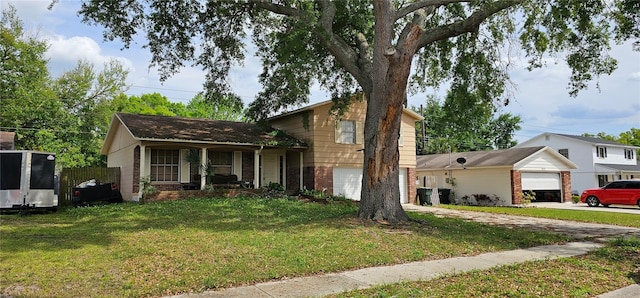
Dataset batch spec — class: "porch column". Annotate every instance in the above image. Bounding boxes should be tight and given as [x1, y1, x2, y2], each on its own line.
[138, 145, 146, 200]
[254, 149, 260, 188]
[200, 148, 207, 189]
[299, 152, 304, 190]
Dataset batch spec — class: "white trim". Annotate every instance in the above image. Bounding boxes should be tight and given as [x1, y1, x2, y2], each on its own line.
[299, 152, 304, 190]
[233, 151, 243, 180]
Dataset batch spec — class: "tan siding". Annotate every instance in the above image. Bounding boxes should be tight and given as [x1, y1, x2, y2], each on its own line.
[270, 112, 315, 166]
[399, 114, 417, 168]
[271, 100, 418, 169]
[515, 154, 569, 171]
[311, 101, 366, 167]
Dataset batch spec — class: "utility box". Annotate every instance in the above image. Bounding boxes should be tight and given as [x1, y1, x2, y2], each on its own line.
[0, 151, 57, 211]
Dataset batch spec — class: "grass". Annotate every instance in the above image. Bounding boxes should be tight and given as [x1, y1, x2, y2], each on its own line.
[440, 204, 640, 228]
[332, 237, 640, 298]
[0, 197, 569, 298]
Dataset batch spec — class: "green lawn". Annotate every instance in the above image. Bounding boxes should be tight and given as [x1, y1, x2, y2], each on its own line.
[0, 197, 569, 298]
[332, 237, 640, 298]
[440, 204, 640, 228]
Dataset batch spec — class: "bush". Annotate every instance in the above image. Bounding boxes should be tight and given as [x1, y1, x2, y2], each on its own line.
[571, 195, 581, 204]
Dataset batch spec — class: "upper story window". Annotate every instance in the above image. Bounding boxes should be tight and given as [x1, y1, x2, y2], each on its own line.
[335, 120, 362, 145]
[624, 148, 635, 160]
[150, 149, 180, 182]
[558, 149, 569, 159]
[596, 146, 607, 158]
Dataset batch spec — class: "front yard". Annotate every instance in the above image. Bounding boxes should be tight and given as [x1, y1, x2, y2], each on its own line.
[1, 197, 569, 297]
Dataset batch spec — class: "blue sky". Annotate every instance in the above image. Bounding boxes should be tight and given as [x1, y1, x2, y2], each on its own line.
[4, 1, 639, 143]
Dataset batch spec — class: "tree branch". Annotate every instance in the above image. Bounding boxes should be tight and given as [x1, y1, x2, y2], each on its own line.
[397, 8, 427, 49]
[248, 0, 370, 89]
[395, 0, 470, 21]
[417, 0, 523, 48]
[248, 0, 310, 20]
[314, 0, 371, 89]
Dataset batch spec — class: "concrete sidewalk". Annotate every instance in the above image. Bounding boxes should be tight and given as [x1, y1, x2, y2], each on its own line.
[170, 242, 603, 298]
[169, 205, 640, 298]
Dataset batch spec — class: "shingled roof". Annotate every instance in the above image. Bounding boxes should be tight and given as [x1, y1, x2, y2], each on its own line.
[114, 113, 307, 148]
[417, 146, 574, 170]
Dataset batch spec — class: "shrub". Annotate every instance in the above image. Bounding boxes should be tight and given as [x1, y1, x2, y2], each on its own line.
[571, 195, 581, 204]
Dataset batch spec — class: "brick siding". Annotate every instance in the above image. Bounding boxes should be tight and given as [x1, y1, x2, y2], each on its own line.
[133, 146, 140, 194]
[561, 171, 572, 202]
[510, 170, 522, 204]
[407, 168, 417, 204]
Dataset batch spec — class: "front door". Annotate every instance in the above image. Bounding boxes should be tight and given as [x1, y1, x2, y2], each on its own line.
[261, 150, 285, 187]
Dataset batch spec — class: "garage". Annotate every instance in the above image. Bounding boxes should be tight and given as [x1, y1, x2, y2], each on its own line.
[416, 146, 577, 205]
[333, 168, 408, 203]
[521, 172, 562, 202]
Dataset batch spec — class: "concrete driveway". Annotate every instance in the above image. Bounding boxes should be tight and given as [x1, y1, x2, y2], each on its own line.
[532, 202, 640, 215]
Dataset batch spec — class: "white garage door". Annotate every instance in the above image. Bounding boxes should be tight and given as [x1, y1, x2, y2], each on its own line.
[333, 168, 407, 203]
[333, 168, 362, 200]
[521, 172, 561, 190]
[399, 168, 408, 203]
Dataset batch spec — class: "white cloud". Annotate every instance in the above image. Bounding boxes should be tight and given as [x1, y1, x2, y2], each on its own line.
[629, 72, 640, 81]
[45, 35, 133, 71]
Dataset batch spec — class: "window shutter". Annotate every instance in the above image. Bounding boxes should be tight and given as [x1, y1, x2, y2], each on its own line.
[335, 120, 342, 143]
[355, 121, 363, 144]
[180, 149, 190, 183]
[144, 148, 151, 177]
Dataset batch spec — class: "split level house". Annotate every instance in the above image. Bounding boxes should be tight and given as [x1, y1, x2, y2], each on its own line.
[517, 133, 640, 193]
[101, 100, 423, 203]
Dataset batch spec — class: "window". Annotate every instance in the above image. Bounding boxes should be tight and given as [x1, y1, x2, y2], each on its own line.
[596, 146, 607, 158]
[208, 151, 232, 175]
[150, 149, 180, 182]
[340, 121, 356, 144]
[335, 120, 362, 145]
[624, 148, 635, 160]
[605, 181, 625, 189]
[597, 175, 609, 187]
[558, 149, 569, 159]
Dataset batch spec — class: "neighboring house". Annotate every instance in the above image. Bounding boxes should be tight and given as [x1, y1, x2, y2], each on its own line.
[416, 146, 577, 205]
[517, 133, 640, 193]
[101, 100, 422, 203]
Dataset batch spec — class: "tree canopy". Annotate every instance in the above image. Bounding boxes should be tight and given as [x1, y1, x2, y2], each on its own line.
[77, 0, 639, 222]
[1, 6, 129, 169]
[415, 93, 521, 154]
[111, 93, 245, 121]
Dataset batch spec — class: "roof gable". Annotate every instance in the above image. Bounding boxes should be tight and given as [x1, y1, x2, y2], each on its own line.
[104, 113, 306, 149]
[267, 99, 423, 121]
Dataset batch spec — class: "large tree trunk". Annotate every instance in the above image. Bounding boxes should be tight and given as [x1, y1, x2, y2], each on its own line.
[358, 0, 422, 222]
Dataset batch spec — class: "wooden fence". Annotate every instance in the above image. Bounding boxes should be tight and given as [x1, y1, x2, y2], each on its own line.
[59, 167, 121, 207]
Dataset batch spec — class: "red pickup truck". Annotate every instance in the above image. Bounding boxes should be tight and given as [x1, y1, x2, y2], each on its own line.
[581, 180, 640, 208]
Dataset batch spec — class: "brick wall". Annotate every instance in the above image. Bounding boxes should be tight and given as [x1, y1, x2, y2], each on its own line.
[303, 167, 315, 190]
[314, 166, 333, 193]
[133, 146, 140, 194]
[510, 170, 522, 204]
[286, 152, 300, 191]
[242, 152, 254, 184]
[561, 171, 572, 202]
[407, 168, 417, 204]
